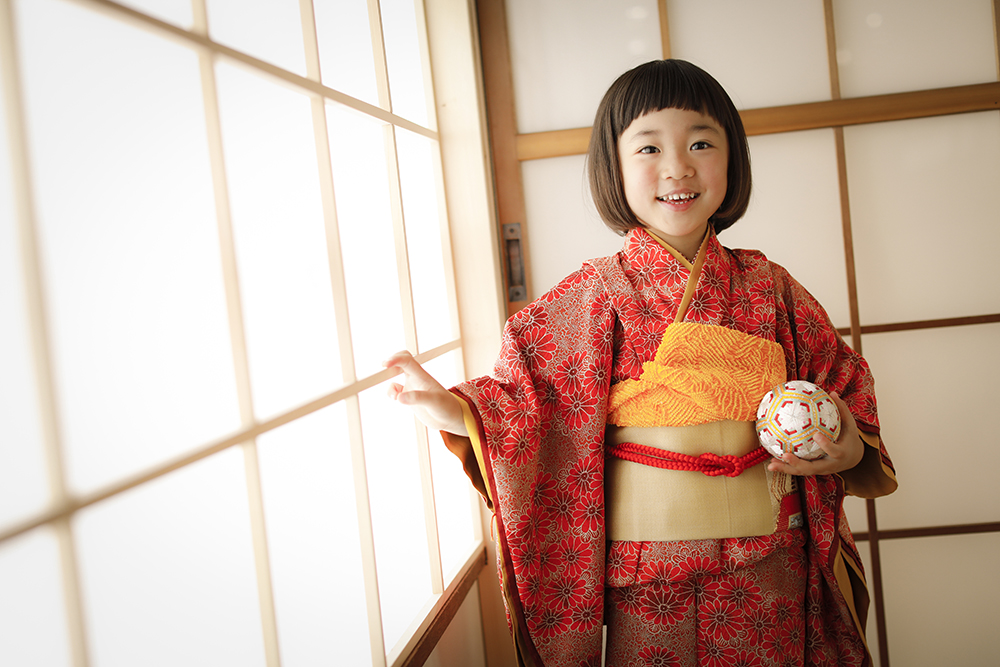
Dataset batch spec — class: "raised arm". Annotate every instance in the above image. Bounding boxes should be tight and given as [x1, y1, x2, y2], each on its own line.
[383, 350, 468, 436]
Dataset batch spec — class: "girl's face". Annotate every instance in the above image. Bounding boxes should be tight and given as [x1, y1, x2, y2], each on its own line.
[617, 107, 728, 258]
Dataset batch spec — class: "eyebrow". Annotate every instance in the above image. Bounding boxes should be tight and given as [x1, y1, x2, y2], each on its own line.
[624, 124, 723, 142]
[689, 124, 722, 135]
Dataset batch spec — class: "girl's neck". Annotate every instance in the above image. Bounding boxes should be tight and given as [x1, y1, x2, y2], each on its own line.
[645, 226, 709, 264]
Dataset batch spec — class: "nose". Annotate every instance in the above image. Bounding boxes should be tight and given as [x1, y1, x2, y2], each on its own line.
[659, 149, 693, 180]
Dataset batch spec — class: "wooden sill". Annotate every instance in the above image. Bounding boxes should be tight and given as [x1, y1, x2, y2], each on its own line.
[391, 544, 489, 667]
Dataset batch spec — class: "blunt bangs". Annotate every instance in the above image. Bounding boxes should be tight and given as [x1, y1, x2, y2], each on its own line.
[588, 59, 751, 235]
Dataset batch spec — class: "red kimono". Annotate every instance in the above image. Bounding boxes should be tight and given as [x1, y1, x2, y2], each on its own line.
[445, 228, 896, 666]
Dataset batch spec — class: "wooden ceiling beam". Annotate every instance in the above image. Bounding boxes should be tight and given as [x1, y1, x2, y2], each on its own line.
[515, 81, 1000, 161]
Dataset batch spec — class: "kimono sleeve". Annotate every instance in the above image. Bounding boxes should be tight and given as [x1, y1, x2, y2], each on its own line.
[444, 261, 618, 667]
[774, 265, 897, 499]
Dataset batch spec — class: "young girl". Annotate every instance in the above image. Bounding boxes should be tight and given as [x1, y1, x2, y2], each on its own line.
[386, 59, 896, 667]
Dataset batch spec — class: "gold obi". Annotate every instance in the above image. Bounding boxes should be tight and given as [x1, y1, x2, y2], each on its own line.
[603, 314, 797, 541]
[604, 420, 799, 541]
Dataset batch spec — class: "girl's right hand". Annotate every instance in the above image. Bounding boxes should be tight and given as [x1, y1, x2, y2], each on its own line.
[383, 351, 468, 436]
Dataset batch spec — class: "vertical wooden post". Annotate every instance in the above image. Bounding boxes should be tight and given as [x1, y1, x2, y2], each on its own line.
[823, 2, 888, 665]
[477, 0, 531, 316]
[0, 2, 92, 665]
[657, 0, 671, 59]
[191, 1, 284, 664]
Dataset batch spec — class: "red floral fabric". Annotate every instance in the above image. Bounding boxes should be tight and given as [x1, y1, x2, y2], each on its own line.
[604, 524, 867, 665]
[453, 228, 893, 666]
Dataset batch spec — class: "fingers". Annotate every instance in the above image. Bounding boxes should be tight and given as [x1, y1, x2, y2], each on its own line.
[766, 431, 864, 476]
[394, 388, 438, 407]
[829, 391, 859, 443]
[394, 386, 468, 436]
[382, 351, 467, 435]
[383, 350, 439, 388]
[383, 350, 417, 376]
[766, 389, 865, 477]
[767, 444, 834, 476]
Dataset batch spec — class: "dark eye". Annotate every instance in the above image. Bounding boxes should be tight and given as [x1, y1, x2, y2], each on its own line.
[691, 141, 711, 150]
[638, 145, 659, 154]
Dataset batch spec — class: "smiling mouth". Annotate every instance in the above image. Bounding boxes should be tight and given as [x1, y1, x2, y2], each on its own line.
[657, 193, 699, 202]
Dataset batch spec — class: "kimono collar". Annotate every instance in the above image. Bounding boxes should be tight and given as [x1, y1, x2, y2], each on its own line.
[642, 227, 711, 268]
[623, 226, 731, 274]
[618, 227, 735, 325]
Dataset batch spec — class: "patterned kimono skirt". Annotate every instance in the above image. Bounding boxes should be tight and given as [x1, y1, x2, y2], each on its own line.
[604, 528, 810, 667]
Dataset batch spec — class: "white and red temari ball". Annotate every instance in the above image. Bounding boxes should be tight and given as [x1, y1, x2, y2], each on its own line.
[756, 380, 841, 460]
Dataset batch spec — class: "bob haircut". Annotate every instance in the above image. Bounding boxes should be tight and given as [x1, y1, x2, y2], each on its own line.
[588, 59, 752, 236]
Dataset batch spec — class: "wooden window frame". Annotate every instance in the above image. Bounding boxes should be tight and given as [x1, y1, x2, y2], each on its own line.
[0, 0, 501, 666]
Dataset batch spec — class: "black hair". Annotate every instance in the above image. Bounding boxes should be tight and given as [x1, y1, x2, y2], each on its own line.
[587, 59, 751, 235]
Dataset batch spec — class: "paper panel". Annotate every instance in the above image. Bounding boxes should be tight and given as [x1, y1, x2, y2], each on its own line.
[834, 0, 997, 98]
[115, 0, 192, 28]
[381, 0, 432, 127]
[206, 0, 306, 75]
[326, 104, 406, 378]
[257, 403, 373, 667]
[881, 533, 1000, 666]
[360, 384, 433, 653]
[74, 448, 266, 667]
[845, 112, 1000, 325]
[667, 0, 832, 109]
[505, 0, 663, 134]
[521, 155, 622, 299]
[215, 62, 343, 419]
[16, 0, 241, 494]
[0, 63, 49, 529]
[859, 324, 1000, 530]
[723, 128, 850, 329]
[395, 128, 456, 353]
[0, 527, 73, 667]
[314, 0, 380, 107]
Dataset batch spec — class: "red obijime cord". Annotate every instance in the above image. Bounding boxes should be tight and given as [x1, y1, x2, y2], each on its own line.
[607, 441, 771, 478]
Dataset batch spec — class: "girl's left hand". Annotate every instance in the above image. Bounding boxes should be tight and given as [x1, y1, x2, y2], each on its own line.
[766, 391, 864, 477]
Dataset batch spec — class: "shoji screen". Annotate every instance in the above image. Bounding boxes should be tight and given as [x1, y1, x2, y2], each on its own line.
[487, 1, 1000, 665]
[505, 0, 662, 295]
[0, 1, 486, 666]
[833, 3, 1000, 666]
